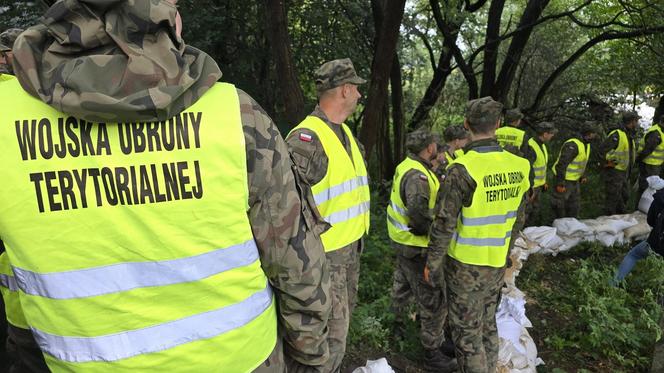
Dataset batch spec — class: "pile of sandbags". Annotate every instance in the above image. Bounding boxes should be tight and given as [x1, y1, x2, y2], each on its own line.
[497, 210, 650, 372]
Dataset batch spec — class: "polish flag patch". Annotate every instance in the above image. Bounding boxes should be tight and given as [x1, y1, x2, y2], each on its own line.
[419, 174, 428, 181]
[299, 133, 313, 142]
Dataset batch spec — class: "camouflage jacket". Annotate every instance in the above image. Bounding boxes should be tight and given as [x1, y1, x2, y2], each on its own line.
[286, 106, 367, 265]
[393, 154, 437, 256]
[426, 138, 528, 286]
[554, 137, 589, 185]
[636, 125, 662, 163]
[10, 0, 331, 369]
[599, 126, 635, 171]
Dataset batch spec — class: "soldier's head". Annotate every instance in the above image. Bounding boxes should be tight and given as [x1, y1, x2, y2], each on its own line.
[443, 125, 469, 151]
[0, 28, 23, 74]
[464, 97, 503, 139]
[621, 111, 640, 130]
[315, 58, 366, 121]
[406, 127, 437, 161]
[535, 121, 557, 142]
[580, 121, 599, 142]
[504, 108, 523, 127]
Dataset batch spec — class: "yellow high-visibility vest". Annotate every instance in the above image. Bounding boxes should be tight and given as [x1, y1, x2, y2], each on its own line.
[496, 126, 526, 150]
[642, 125, 664, 166]
[606, 129, 634, 171]
[553, 138, 590, 181]
[387, 157, 440, 247]
[528, 138, 549, 188]
[447, 145, 530, 267]
[0, 252, 28, 329]
[0, 77, 277, 372]
[289, 117, 370, 251]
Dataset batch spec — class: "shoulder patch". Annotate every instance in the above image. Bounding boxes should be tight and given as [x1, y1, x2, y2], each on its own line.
[299, 133, 313, 142]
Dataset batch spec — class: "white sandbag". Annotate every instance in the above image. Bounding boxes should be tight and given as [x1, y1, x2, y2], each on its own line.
[552, 218, 591, 237]
[624, 211, 651, 240]
[522, 226, 564, 252]
[596, 231, 625, 247]
[581, 216, 638, 235]
[639, 176, 664, 213]
[351, 358, 395, 373]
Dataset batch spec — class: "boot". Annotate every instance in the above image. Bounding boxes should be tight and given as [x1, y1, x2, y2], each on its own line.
[424, 348, 458, 372]
[439, 339, 456, 358]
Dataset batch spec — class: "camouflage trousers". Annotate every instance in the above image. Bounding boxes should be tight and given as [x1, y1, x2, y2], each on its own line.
[390, 244, 446, 350]
[446, 257, 505, 373]
[525, 186, 543, 227]
[551, 180, 580, 219]
[602, 168, 629, 215]
[321, 241, 361, 373]
[638, 163, 661, 208]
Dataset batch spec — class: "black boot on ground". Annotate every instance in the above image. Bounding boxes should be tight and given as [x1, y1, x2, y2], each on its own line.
[423, 348, 457, 372]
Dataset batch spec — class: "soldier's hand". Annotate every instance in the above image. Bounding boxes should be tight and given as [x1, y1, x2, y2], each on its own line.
[580, 177, 588, 184]
[543, 183, 549, 192]
[423, 265, 431, 284]
[555, 185, 566, 193]
[605, 160, 616, 168]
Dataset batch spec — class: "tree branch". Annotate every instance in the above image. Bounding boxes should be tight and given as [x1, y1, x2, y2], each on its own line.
[529, 26, 664, 111]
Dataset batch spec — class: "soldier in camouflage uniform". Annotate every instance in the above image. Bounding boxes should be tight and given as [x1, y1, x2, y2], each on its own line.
[4, 1, 330, 372]
[636, 115, 664, 203]
[599, 112, 638, 215]
[524, 122, 557, 226]
[433, 125, 469, 179]
[551, 122, 598, 219]
[427, 97, 530, 373]
[495, 108, 534, 159]
[0, 28, 22, 74]
[389, 128, 457, 372]
[287, 58, 368, 372]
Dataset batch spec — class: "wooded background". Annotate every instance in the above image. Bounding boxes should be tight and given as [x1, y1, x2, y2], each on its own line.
[2, 0, 664, 180]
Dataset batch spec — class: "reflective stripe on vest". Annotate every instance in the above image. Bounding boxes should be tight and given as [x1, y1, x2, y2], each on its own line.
[643, 125, 664, 166]
[496, 126, 525, 149]
[0, 78, 277, 372]
[289, 117, 370, 252]
[553, 138, 590, 181]
[0, 252, 28, 328]
[386, 157, 440, 247]
[528, 138, 549, 188]
[606, 129, 633, 171]
[447, 145, 530, 268]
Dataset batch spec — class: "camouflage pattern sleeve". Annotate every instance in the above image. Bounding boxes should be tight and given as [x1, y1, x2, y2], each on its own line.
[636, 130, 661, 163]
[509, 194, 529, 254]
[286, 130, 329, 186]
[554, 142, 579, 185]
[599, 131, 620, 161]
[239, 90, 331, 368]
[401, 169, 432, 236]
[426, 164, 475, 286]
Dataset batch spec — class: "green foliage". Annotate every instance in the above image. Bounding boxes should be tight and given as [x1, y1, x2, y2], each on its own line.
[520, 242, 664, 371]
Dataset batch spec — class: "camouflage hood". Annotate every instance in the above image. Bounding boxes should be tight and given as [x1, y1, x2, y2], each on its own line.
[12, 0, 222, 122]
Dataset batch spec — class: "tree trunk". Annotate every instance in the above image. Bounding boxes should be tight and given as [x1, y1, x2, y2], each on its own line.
[480, 0, 506, 97]
[492, 0, 550, 103]
[381, 101, 394, 180]
[359, 0, 407, 157]
[264, 0, 305, 126]
[408, 47, 455, 129]
[390, 53, 405, 173]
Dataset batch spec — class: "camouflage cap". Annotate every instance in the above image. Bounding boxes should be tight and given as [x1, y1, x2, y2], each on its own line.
[0, 28, 23, 51]
[406, 127, 435, 154]
[535, 121, 557, 134]
[504, 108, 523, 123]
[580, 120, 600, 134]
[465, 96, 503, 127]
[315, 58, 366, 93]
[621, 111, 640, 124]
[443, 124, 469, 142]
